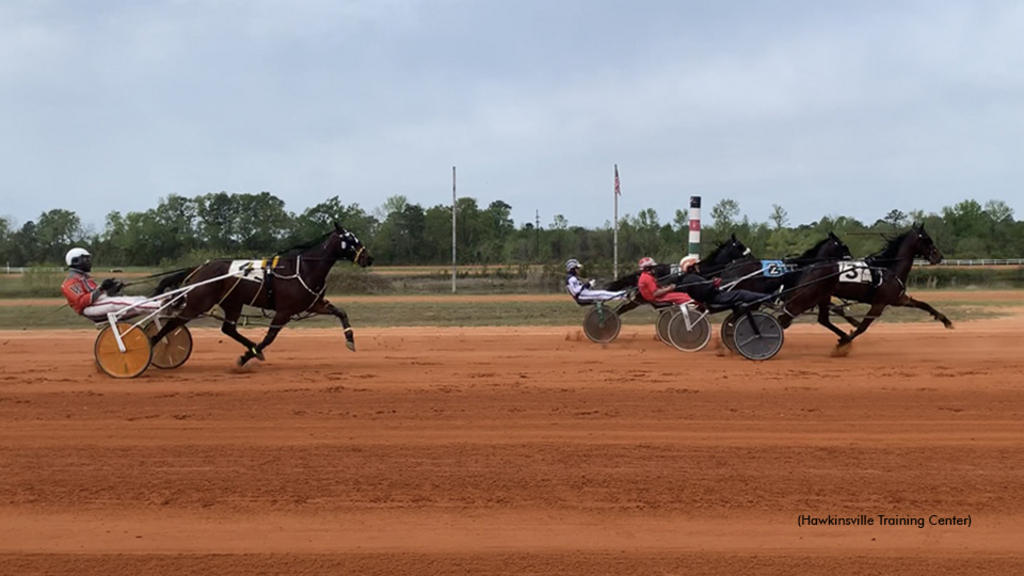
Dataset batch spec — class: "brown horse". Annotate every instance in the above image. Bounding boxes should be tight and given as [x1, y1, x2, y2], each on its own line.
[150, 223, 373, 366]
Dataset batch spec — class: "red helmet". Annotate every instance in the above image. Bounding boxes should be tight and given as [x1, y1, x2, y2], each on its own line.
[638, 257, 657, 270]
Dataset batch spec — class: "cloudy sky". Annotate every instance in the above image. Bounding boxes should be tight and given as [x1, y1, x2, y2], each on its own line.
[2, 0, 1022, 231]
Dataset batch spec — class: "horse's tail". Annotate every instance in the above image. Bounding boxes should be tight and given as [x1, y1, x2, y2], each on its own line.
[151, 267, 197, 297]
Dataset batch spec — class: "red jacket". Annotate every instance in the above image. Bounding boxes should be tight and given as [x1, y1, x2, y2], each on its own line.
[61, 272, 99, 315]
[639, 270, 692, 305]
[638, 270, 659, 302]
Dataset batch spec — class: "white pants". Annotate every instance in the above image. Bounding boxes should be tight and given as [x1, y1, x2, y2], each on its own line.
[576, 289, 627, 303]
[83, 294, 163, 320]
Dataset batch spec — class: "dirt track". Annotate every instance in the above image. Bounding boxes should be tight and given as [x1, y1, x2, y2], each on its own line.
[3, 316, 1024, 575]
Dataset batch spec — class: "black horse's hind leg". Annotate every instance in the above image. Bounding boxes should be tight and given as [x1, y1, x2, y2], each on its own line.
[829, 303, 862, 328]
[312, 300, 357, 351]
[219, 304, 264, 365]
[149, 316, 188, 346]
[897, 294, 954, 329]
[844, 301, 888, 344]
[816, 301, 853, 346]
[236, 311, 291, 366]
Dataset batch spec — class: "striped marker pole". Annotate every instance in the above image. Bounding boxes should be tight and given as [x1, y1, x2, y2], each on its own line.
[688, 196, 701, 257]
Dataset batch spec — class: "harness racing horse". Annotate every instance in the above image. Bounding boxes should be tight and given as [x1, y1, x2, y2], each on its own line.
[602, 234, 752, 293]
[774, 232, 856, 346]
[150, 223, 374, 366]
[832, 223, 949, 346]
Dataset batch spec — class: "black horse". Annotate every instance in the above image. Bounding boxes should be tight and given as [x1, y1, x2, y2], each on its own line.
[831, 224, 950, 346]
[602, 234, 752, 292]
[775, 232, 856, 345]
[150, 223, 373, 366]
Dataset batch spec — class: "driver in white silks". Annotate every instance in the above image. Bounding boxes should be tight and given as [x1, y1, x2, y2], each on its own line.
[565, 259, 626, 303]
[60, 248, 163, 320]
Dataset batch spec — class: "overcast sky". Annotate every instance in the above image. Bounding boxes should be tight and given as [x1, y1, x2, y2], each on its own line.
[2, 0, 1022, 232]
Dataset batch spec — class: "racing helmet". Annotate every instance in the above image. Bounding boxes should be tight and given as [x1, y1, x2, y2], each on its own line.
[679, 255, 700, 272]
[565, 258, 581, 273]
[638, 257, 657, 270]
[65, 247, 92, 272]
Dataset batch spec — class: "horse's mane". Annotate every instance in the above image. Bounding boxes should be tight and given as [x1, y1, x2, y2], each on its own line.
[870, 230, 914, 262]
[703, 240, 736, 264]
[796, 237, 832, 260]
[275, 231, 334, 257]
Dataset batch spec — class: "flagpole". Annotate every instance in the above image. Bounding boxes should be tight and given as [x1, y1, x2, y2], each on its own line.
[452, 166, 457, 294]
[613, 164, 620, 278]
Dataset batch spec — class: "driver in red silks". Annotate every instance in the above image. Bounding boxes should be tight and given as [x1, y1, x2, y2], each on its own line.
[637, 257, 692, 305]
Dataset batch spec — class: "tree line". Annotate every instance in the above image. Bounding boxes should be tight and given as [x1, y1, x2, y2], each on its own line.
[1, 192, 1021, 270]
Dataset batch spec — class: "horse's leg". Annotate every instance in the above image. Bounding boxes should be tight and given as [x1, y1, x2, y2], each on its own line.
[829, 303, 862, 328]
[844, 301, 888, 344]
[149, 316, 188, 345]
[311, 300, 357, 351]
[219, 303, 264, 364]
[816, 300, 853, 346]
[896, 294, 954, 329]
[236, 311, 291, 366]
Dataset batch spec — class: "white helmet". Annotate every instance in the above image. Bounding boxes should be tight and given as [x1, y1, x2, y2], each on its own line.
[565, 258, 581, 273]
[679, 255, 700, 272]
[65, 247, 92, 271]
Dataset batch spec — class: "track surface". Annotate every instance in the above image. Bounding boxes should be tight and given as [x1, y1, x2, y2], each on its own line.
[3, 314, 1024, 575]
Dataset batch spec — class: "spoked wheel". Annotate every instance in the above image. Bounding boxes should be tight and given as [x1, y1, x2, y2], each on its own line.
[667, 310, 712, 352]
[655, 309, 677, 347]
[144, 321, 193, 369]
[721, 312, 739, 352]
[732, 311, 785, 361]
[94, 322, 153, 379]
[583, 305, 622, 343]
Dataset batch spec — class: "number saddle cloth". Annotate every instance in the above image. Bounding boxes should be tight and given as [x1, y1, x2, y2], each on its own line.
[837, 260, 882, 286]
[228, 256, 283, 283]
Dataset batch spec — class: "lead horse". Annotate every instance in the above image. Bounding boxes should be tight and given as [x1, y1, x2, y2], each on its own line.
[832, 223, 950, 346]
[150, 223, 373, 366]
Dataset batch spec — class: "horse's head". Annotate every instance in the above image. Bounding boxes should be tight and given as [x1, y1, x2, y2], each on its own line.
[911, 223, 942, 265]
[331, 222, 374, 267]
[705, 233, 752, 267]
[822, 231, 853, 260]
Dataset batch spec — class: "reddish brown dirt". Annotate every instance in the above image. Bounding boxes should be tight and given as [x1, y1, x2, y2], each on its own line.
[2, 317, 1024, 575]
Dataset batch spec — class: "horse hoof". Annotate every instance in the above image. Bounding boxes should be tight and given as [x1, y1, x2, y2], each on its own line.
[945, 323, 955, 330]
[237, 355, 250, 367]
[346, 341, 356, 352]
[831, 343, 852, 357]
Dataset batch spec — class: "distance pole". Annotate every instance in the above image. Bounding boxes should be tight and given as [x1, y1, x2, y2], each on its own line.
[452, 166, 457, 293]
[688, 196, 701, 257]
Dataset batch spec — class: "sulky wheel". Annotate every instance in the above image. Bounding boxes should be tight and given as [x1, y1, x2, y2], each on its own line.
[655, 308, 677, 347]
[721, 312, 739, 352]
[144, 321, 193, 369]
[94, 322, 153, 379]
[732, 311, 785, 361]
[666, 310, 712, 353]
[583, 305, 622, 343]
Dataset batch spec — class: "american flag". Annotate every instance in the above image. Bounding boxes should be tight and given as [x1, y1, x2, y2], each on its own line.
[614, 165, 620, 196]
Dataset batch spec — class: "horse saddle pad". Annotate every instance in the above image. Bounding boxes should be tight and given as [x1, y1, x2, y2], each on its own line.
[838, 261, 879, 285]
[760, 260, 788, 277]
[228, 258, 279, 283]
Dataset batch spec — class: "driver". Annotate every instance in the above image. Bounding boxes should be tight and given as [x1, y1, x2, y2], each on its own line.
[565, 259, 625, 303]
[637, 257, 691, 305]
[677, 255, 771, 308]
[61, 248, 162, 319]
